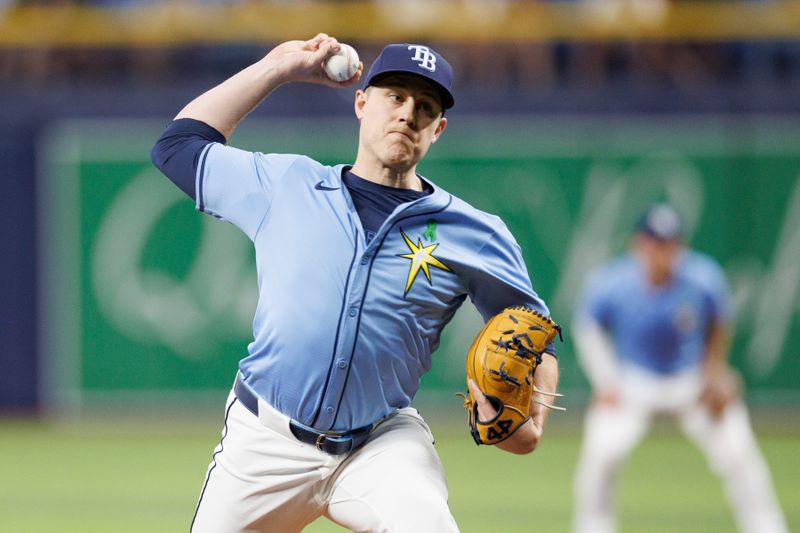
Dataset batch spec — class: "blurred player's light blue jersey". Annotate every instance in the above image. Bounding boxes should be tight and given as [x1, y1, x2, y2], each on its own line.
[198, 144, 550, 431]
[577, 253, 730, 374]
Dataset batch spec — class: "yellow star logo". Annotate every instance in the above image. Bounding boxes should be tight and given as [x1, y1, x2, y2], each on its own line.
[398, 228, 453, 296]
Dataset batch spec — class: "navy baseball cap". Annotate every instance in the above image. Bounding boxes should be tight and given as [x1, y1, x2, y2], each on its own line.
[364, 44, 455, 110]
[636, 204, 683, 241]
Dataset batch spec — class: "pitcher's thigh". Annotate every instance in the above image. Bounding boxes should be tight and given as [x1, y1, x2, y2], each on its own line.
[191, 398, 327, 533]
[326, 410, 459, 533]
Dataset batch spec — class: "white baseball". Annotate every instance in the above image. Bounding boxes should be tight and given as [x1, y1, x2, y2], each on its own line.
[323, 44, 360, 82]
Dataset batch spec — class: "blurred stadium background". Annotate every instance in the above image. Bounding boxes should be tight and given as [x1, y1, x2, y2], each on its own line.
[1, 1, 799, 532]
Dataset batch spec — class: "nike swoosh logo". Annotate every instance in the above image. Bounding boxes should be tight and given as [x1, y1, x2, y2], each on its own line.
[315, 181, 340, 191]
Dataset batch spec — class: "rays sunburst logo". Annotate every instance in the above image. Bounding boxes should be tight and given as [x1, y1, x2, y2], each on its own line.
[397, 227, 453, 297]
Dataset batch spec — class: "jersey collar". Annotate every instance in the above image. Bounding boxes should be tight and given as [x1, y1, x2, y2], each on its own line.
[331, 164, 451, 214]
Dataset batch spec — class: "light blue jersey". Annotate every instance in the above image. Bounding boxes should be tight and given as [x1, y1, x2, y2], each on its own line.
[577, 252, 730, 374]
[197, 144, 551, 431]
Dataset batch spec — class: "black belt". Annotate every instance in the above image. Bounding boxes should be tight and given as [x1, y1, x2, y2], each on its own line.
[234, 375, 372, 456]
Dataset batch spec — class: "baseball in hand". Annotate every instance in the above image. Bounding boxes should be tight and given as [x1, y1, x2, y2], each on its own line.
[323, 44, 360, 82]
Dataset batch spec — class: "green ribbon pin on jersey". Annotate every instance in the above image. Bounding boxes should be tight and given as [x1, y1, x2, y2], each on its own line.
[424, 219, 437, 241]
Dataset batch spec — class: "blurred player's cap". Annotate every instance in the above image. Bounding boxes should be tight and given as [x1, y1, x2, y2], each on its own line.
[364, 44, 455, 110]
[636, 204, 683, 241]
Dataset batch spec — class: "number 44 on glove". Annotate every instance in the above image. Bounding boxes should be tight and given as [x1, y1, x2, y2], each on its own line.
[458, 306, 564, 446]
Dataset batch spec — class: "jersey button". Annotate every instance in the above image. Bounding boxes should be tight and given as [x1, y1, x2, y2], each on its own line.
[326, 406, 334, 414]
[337, 359, 347, 369]
[348, 307, 358, 317]
[360, 256, 370, 265]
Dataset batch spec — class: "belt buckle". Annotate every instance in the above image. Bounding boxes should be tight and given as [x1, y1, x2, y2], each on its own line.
[315, 433, 327, 451]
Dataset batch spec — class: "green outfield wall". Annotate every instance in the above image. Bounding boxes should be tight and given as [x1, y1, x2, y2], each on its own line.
[39, 116, 800, 409]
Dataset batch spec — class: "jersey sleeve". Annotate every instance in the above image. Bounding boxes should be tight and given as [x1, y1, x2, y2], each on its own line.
[197, 144, 303, 241]
[574, 268, 615, 331]
[468, 227, 557, 354]
[469, 223, 552, 307]
[150, 118, 227, 199]
[699, 257, 732, 325]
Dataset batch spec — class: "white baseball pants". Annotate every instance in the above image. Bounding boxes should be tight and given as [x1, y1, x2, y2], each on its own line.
[573, 365, 788, 533]
[190, 389, 460, 533]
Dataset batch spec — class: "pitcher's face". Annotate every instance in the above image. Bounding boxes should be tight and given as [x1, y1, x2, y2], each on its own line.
[355, 74, 447, 173]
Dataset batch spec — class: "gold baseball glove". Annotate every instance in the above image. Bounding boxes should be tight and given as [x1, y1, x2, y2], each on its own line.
[459, 306, 563, 445]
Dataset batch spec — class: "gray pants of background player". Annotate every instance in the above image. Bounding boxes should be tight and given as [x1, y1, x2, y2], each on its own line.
[573, 365, 788, 533]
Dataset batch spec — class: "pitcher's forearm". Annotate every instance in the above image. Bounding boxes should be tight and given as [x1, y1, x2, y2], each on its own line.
[175, 57, 285, 140]
[531, 354, 559, 429]
[173, 34, 361, 139]
[703, 320, 730, 371]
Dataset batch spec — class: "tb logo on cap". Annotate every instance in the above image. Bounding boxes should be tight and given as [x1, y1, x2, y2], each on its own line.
[408, 45, 437, 72]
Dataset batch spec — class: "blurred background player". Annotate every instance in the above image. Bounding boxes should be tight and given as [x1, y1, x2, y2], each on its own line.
[571, 203, 788, 533]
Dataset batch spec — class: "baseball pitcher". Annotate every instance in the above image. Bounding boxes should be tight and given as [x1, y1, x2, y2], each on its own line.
[151, 35, 560, 532]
